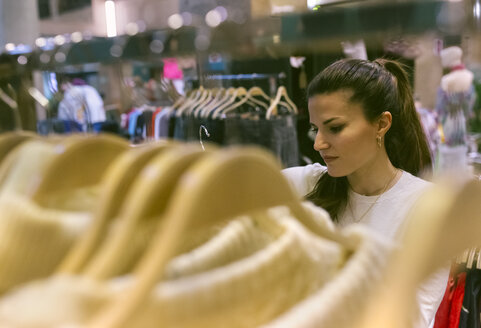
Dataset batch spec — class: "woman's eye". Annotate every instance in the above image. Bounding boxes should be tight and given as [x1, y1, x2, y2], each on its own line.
[329, 125, 344, 133]
[309, 126, 318, 133]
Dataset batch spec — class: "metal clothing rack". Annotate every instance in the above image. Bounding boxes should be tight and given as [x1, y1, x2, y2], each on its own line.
[185, 72, 287, 97]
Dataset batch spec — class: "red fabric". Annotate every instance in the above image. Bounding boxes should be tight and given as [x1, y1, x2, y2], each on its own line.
[151, 107, 162, 137]
[451, 64, 466, 71]
[434, 266, 468, 328]
[434, 274, 456, 328]
[449, 272, 467, 328]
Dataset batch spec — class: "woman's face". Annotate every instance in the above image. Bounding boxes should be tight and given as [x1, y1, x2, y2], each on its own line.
[308, 90, 380, 177]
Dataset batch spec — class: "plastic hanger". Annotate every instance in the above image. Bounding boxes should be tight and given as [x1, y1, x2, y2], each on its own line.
[358, 179, 481, 328]
[86, 146, 356, 328]
[28, 134, 129, 208]
[83, 144, 213, 280]
[56, 141, 175, 274]
[266, 86, 298, 119]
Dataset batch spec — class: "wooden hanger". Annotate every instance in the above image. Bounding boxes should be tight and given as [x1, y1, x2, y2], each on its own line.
[185, 88, 210, 116]
[211, 87, 247, 119]
[266, 86, 298, 119]
[27, 134, 129, 208]
[83, 144, 213, 280]
[222, 87, 268, 116]
[86, 146, 356, 328]
[190, 90, 213, 117]
[358, 179, 481, 328]
[175, 86, 204, 117]
[245, 86, 270, 110]
[200, 87, 233, 118]
[56, 141, 175, 274]
[476, 249, 481, 270]
[466, 248, 477, 269]
[197, 88, 225, 118]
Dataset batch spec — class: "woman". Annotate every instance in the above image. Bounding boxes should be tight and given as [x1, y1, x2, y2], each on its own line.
[283, 58, 447, 327]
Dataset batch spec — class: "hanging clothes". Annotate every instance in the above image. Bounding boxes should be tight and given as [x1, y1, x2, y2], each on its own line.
[434, 264, 460, 328]
[458, 268, 481, 328]
[224, 112, 299, 167]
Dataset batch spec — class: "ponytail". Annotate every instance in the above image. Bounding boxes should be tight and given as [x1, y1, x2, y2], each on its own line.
[374, 59, 432, 175]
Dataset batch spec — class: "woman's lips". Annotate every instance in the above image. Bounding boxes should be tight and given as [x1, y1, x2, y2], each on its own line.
[322, 156, 338, 163]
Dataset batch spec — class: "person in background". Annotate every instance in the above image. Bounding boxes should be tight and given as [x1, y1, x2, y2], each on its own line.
[282, 58, 447, 328]
[57, 77, 106, 132]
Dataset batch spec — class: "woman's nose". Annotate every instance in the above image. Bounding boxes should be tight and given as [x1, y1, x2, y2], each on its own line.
[314, 132, 329, 151]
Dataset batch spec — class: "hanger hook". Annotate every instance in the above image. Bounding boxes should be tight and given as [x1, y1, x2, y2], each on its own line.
[199, 124, 210, 151]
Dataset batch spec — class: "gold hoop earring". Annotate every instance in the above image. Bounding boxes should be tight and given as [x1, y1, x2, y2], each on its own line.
[376, 136, 382, 148]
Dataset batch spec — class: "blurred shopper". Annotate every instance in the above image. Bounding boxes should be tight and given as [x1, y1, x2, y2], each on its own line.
[435, 46, 476, 173]
[283, 58, 446, 328]
[57, 77, 106, 132]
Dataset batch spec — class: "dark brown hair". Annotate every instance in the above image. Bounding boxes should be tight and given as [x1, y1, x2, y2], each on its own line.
[305, 58, 432, 221]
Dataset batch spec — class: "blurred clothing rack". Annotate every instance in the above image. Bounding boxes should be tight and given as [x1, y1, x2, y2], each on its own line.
[185, 73, 287, 97]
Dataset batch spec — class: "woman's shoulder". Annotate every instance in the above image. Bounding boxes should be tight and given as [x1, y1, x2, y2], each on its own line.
[282, 163, 327, 198]
[397, 171, 433, 195]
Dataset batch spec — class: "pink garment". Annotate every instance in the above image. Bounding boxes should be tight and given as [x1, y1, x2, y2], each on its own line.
[163, 58, 183, 80]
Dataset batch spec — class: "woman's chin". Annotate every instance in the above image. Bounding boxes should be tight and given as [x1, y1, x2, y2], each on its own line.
[326, 166, 345, 178]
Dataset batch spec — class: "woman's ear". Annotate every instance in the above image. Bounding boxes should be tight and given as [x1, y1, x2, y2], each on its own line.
[377, 111, 392, 137]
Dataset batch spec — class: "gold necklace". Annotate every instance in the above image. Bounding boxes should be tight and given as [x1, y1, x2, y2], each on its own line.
[349, 169, 400, 223]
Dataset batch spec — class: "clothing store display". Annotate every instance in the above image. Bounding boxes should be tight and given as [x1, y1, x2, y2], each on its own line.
[0, 135, 476, 328]
[124, 86, 300, 167]
[449, 271, 467, 327]
[0, 205, 343, 328]
[262, 223, 391, 328]
[224, 113, 299, 167]
[282, 163, 449, 327]
[458, 268, 481, 328]
[0, 135, 128, 293]
[0, 192, 91, 293]
[433, 265, 458, 328]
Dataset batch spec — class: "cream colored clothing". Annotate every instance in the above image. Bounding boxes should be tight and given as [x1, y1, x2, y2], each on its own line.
[0, 205, 344, 328]
[0, 193, 91, 293]
[282, 164, 448, 328]
[262, 223, 391, 328]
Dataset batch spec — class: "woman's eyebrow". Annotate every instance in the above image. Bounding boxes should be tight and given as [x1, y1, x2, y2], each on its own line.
[323, 117, 341, 125]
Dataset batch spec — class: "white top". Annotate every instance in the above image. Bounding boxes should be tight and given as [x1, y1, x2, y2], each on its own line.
[58, 85, 106, 127]
[282, 163, 448, 328]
